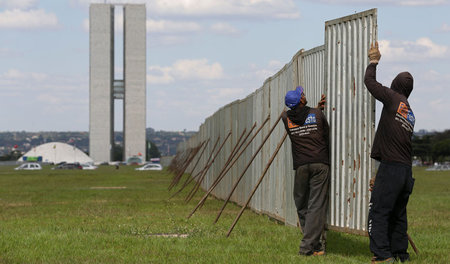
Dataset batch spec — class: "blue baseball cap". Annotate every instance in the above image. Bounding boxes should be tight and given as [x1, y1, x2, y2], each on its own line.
[285, 86, 304, 108]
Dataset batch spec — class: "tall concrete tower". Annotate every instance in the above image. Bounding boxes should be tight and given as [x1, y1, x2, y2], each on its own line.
[89, 4, 146, 163]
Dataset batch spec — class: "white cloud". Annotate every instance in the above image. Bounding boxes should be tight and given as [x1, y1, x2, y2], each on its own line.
[0, 9, 59, 29]
[379, 38, 449, 62]
[147, 19, 202, 33]
[147, 59, 224, 84]
[245, 60, 284, 81]
[150, 0, 300, 19]
[302, 0, 449, 5]
[74, 0, 300, 19]
[84, 17, 202, 35]
[1, 69, 48, 82]
[210, 23, 241, 36]
[440, 23, 450, 32]
[0, 0, 37, 9]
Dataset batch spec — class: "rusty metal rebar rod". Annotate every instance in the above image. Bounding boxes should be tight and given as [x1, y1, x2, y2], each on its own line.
[168, 148, 195, 189]
[171, 140, 207, 188]
[187, 119, 269, 219]
[214, 112, 283, 224]
[226, 131, 287, 237]
[187, 139, 210, 176]
[407, 233, 419, 255]
[185, 131, 232, 203]
[169, 139, 211, 199]
[168, 144, 203, 190]
[181, 136, 220, 196]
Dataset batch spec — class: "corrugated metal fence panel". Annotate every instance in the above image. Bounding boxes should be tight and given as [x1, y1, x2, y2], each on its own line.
[325, 9, 377, 232]
[301, 46, 326, 107]
[176, 9, 377, 235]
[250, 85, 268, 211]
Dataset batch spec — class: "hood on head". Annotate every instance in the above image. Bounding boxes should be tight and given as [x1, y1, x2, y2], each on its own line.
[390, 72, 413, 98]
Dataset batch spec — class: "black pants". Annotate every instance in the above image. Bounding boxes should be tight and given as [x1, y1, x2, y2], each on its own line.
[368, 162, 414, 260]
[294, 163, 330, 255]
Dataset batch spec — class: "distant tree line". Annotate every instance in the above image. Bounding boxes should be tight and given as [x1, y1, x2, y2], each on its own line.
[413, 130, 450, 164]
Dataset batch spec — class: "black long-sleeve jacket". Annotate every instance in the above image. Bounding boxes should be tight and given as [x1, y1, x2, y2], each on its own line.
[282, 108, 330, 170]
[364, 63, 415, 166]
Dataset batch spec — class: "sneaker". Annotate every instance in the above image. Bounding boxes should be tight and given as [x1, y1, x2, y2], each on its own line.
[313, 250, 325, 256]
[371, 257, 395, 264]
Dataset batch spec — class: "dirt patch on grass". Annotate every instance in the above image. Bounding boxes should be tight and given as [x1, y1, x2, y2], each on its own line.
[147, 233, 189, 238]
[90, 186, 127, 190]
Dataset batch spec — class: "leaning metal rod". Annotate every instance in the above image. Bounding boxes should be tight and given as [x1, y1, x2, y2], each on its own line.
[169, 145, 202, 190]
[169, 147, 193, 181]
[181, 136, 221, 198]
[187, 139, 210, 176]
[170, 140, 207, 189]
[407, 233, 419, 255]
[187, 120, 266, 219]
[207, 125, 253, 191]
[226, 131, 287, 237]
[169, 139, 211, 199]
[192, 115, 270, 219]
[200, 128, 248, 195]
[190, 126, 250, 211]
[215, 112, 283, 224]
[185, 131, 232, 203]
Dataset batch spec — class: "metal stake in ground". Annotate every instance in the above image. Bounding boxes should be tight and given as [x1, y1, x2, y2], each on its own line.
[226, 131, 287, 237]
[168, 142, 204, 190]
[193, 123, 257, 210]
[185, 131, 232, 203]
[408, 233, 419, 255]
[187, 118, 269, 219]
[186, 126, 251, 218]
[214, 112, 283, 224]
[169, 139, 210, 199]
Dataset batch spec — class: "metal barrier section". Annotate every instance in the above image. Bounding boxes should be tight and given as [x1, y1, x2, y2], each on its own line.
[176, 9, 377, 234]
[325, 9, 377, 234]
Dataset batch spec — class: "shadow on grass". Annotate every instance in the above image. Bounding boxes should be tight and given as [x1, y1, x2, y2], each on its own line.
[326, 231, 370, 258]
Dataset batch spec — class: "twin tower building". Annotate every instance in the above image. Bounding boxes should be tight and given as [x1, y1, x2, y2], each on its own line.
[89, 4, 146, 163]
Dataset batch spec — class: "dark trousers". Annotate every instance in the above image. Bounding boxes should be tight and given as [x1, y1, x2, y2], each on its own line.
[368, 162, 414, 261]
[294, 163, 330, 254]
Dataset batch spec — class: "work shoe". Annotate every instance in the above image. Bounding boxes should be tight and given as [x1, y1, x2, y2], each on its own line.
[313, 250, 325, 256]
[371, 257, 395, 263]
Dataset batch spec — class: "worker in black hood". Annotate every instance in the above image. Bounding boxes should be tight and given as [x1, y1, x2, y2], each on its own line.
[364, 42, 416, 264]
[391, 71, 413, 98]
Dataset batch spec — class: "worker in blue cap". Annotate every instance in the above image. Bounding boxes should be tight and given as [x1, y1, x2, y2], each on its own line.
[281, 87, 329, 257]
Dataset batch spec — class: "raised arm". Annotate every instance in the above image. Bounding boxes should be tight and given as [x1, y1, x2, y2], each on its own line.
[364, 42, 393, 104]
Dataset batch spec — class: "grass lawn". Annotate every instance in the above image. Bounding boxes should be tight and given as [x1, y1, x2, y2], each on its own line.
[0, 165, 448, 263]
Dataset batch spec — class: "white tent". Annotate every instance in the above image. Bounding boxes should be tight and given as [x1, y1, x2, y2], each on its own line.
[18, 142, 93, 164]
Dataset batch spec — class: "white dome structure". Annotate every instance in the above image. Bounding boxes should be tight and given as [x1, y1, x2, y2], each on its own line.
[18, 142, 93, 164]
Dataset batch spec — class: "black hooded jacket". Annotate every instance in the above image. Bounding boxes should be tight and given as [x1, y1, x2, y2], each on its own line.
[364, 63, 415, 166]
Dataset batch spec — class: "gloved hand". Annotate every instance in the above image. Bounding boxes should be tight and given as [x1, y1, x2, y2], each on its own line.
[368, 41, 381, 64]
[317, 94, 326, 110]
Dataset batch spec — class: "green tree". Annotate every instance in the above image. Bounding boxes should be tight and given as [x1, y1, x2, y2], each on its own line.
[147, 141, 161, 160]
[113, 144, 123, 161]
[432, 139, 450, 162]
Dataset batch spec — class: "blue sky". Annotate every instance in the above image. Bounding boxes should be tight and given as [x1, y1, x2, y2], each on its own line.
[0, 0, 449, 132]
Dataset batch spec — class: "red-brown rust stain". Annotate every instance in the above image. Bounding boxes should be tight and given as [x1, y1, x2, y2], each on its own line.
[347, 198, 351, 203]
[358, 154, 361, 169]
[353, 178, 356, 185]
[363, 137, 366, 141]
[353, 192, 356, 198]
[342, 160, 344, 166]
[354, 159, 356, 170]
[333, 107, 336, 111]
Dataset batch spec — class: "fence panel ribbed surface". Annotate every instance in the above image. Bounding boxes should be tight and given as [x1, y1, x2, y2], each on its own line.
[176, 9, 377, 234]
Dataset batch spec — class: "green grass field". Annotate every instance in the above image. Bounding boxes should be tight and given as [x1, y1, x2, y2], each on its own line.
[0, 165, 448, 263]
